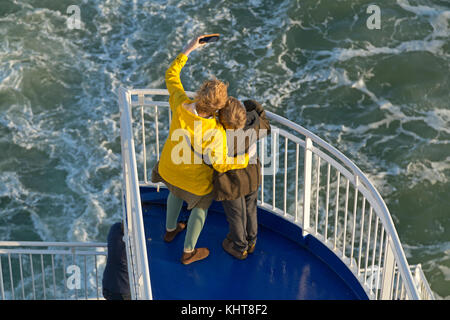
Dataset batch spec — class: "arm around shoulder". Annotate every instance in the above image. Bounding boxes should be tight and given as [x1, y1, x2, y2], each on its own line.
[208, 126, 249, 173]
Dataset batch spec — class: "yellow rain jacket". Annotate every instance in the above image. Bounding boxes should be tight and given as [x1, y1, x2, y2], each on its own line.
[158, 53, 249, 196]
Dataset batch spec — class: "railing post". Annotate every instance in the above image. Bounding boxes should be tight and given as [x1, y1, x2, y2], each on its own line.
[303, 137, 313, 236]
[0, 257, 4, 300]
[380, 238, 396, 300]
[140, 105, 147, 184]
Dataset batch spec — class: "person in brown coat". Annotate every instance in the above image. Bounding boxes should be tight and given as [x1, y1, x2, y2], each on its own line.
[214, 97, 271, 259]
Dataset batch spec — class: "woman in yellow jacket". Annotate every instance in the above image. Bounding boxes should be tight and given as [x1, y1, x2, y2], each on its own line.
[152, 35, 254, 265]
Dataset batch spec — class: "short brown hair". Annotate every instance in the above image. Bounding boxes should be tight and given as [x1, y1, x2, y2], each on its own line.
[219, 97, 247, 129]
[195, 79, 228, 116]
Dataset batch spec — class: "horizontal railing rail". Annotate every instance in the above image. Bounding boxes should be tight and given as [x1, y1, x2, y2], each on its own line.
[119, 87, 433, 300]
[0, 241, 107, 300]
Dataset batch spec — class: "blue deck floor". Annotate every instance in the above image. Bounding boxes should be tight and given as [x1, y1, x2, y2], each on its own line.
[140, 187, 367, 300]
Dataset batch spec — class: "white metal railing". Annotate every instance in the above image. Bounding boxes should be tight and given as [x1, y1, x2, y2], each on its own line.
[118, 87, 153, 300]
[412, 264, 435, 300]
[118, 87, 434, 300]
[0, 241, 107, 300]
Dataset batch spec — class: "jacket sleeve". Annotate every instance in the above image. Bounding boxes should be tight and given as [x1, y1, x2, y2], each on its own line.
[207, 126, 249, 173]
[165, 53, 190, 112]
[243, 100, 271, 139]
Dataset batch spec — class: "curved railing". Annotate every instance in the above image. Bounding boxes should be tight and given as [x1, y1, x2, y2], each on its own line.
[118, 87, 432, 300]
[259, 110, 418, 300]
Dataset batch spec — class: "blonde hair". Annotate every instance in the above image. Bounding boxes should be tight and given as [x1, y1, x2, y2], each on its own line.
[195, 79, 229, 116]
[219, 97, 247, 129]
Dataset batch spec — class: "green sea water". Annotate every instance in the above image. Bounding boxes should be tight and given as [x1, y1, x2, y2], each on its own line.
[0, 0, 449, 298]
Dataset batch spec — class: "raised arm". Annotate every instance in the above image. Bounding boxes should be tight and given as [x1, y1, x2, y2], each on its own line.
[181, 35, 208, 56]
[165, 35, 215, 112]
[165, 53, 189, 112]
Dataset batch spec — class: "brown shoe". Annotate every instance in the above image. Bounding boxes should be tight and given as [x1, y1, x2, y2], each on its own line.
[180, 248, 210, 265]
[247, 242, 256, 254]
[222, 239, 248, 260]
[163, 222, 187, 242]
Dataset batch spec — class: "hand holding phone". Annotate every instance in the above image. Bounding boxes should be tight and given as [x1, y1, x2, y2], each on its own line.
[183, 34, 220, 56]
[199, 34, 220, 44]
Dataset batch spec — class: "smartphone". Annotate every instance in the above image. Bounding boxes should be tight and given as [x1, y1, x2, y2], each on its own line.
[199, 34, 220, 44]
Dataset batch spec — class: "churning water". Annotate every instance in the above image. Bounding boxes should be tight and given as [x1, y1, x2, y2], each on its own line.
[0, 0, 449, 298]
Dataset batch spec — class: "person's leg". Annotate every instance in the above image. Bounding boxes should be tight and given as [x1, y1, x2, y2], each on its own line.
[121, 293, 132, 300]
[183, 207, 208, 251]
[166, 192, 183, 231]
[103, 288, 124, 300]
[181, 207, 210, 264]
[164, 192, 186, 242]
[222, 198, 248, 253]
[245, 191, 258, 252]
[102, 288, 112, 300]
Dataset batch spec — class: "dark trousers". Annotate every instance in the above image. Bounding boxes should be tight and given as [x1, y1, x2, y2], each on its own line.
[103, 288, 131, 300]
[222, 190, 258, 253]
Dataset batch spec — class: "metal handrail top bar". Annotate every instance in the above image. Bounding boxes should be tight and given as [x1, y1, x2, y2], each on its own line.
[0, 249, 107, 255]
[0, 241, 107, 248]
